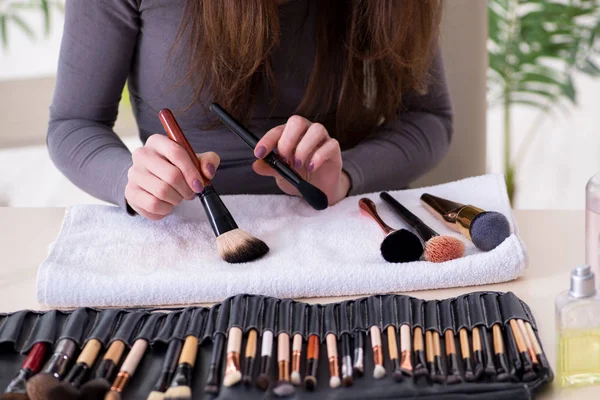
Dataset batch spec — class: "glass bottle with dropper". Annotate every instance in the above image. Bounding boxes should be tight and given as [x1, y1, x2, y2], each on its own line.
[556, 265, 600, 388]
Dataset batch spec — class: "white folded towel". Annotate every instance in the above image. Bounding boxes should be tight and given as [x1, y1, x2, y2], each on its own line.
[37, 174, 526, 307]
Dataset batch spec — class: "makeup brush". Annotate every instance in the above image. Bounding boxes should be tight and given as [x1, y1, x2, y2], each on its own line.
[79, 340, 126, 400]
[242, 329, 257, 386]
[517, 319, 538, 365]
[413, 327, 428, 379]
[147, 339, 184, 400]
[427, 331, 446, 383]
[223, 327, 243, 387]
[380, 192, 464, 262]
[480, 326, 497, 377]
[340, 333, 353, 386]
[493, 324, 512, 382]
[325, 333, 341, 388]
[420, 193, 511, 251]
[359, 198, 423, 263]
[256, 330, 274, 391]
[273, 333, 295, 397]
[159, 109, 269, 263]
[370, 326, 386, 379]
[204, 333, 225, 395]
[399, 324, 413, 378]
[2, 342, 47, 399]
[26, 338, 77, 400]
[47, 338, 103, 399]
[291, 333, 303, 386]
[105, 338, 148, 400]
[352, 330, 365, 377]
[386, 326, 402, 382]
[209, 102, 328, 211]
[304, 335, 319, 391]
[471, 327, 485, 380]
[444, 330, 462, 384]
[458, 328, 475, 382]
[164, 335, 198, 400]
[504, 322, 521, 378]
[509, 319, 537, 382]
[524, 321, 550, 373]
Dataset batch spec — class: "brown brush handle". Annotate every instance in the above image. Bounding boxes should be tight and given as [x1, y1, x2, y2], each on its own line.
[517, 319, 538, 363]
[359, 198, 394, 234]
[246, 329, 258, 358]
[425, 331, 434, 363]
[179, 335, 199, 366]
[472, 327, 482, 352]
[445, 330, 456, 355]
[493, 324, 504, 354]
[413, 327, 424, 351]
[509, 320, 527, 354]
[387, 326, 399, 361]
[105, 340, 126, 363]
[158, 108, 208, 185]
[77, 339, 102, 367]
[459, 328, 471, 359]
[432, 332, 442, 357]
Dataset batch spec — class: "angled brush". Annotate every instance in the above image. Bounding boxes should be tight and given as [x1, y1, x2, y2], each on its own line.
[159, 109, 269, 263]
[380, 192, 464, 262]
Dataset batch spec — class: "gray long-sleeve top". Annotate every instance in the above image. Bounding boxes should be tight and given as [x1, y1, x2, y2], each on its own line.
[48, 0, 453, 211]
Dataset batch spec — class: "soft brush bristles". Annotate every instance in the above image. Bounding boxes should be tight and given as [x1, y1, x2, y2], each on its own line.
[0, 394, 30, 400]
[223, 371, 242, 387]
[470, 211, 511, 251]
[147, 390, 166, 400]
[373, 365, 386, 380]
[297, 180, 328, 211]
[26, 373, 61, 400]
[216, 229, 269, 264]
[273, 381, 295, 397]
[380, 230, 423, 263]
[329, 376, 341, 389]
[290, 371, 301, 386]
[104, 391, 122, 400]
[424, 236, 465, 263]
[163, 385, 191, 400]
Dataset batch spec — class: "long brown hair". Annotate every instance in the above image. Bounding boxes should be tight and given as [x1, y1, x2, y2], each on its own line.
[176, 0, 443, 147]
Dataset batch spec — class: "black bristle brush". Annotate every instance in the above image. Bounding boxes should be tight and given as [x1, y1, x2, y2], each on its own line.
[159, 109, 269, 263]
[2, 342, 48, 400]
[26, 338, 77, 400]
[380, 192, 465, 263]
[204, 333, 225, 395]
[209, 102, 329, 211]
[164, 335, 199, 400]
[147, 338, 183, 400]
[358, 198, 423, 263]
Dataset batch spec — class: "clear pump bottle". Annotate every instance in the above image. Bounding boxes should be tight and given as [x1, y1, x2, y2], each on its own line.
[556, 265, 600, 387]
[586, 173, 600, 273]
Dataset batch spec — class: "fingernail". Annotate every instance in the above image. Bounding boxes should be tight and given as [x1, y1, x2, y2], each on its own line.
[207, 163, 216, 177]
[307, 162, 315, 173]
[294, 157, 302, 169]
[255, 146, 267, 158]
[192, 179, 204, 193]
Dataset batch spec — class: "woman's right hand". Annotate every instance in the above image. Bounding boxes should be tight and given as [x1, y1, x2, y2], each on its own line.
[125, 134, 220, 220]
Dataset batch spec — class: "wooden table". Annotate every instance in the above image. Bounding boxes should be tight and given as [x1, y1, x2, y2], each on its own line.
[0, 207, 597, 398]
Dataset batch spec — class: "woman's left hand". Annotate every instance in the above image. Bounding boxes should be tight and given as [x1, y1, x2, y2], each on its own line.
[252, 115, 351, 205]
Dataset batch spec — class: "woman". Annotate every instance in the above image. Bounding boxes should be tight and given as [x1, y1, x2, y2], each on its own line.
[48, 0, 452, 220]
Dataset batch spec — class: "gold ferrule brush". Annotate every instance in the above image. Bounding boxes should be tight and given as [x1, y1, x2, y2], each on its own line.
[445, 330, 462, 384]
[226, 353, 240, 374]
[420, 194, 481, 238]
[110, 371, 129, 392]
[278, 361, 290, 382]
[291, 333, 302, 385]
[399, 324, 413, 377]
[370, 326, 386, 380]
[326, 333, 340, 388]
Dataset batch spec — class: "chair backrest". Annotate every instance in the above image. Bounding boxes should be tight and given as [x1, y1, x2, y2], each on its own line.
[414, 0, 488, 187]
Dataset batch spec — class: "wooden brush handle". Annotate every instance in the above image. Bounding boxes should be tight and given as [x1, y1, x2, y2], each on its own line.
[179, 335, 199, 366]
[158, 108, 208, 185]
[387, 326, 398, 360]
[432, 332, 441, 357]
[77, 339, 102, 367]
[400, 324, 411, 352]
[524, 322, 542, 354]
[493, 324, 504, 354]
[245, 329, 257, 358]
[425, 330, 434, 363]
[105, 340, 126, 363]
[359, 198, 394, 234]
[509, 319, 527, 353]
[227, 327, 243, 354]
[413, 327, 424, 351]
[459, 328, 470, 358]
[307, 335, 319, 360]
[121, 339, 147, 374]
[472, 327, 482, 352]
[326, 333, 338, 358]
[445, 330, 456, 355]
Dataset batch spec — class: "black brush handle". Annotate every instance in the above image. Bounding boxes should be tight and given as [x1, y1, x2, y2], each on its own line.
[380, 192, 438, 241]
[152, 339, 183, 392]
[199, 185, 238, 237]
[206, 334, 225, 388]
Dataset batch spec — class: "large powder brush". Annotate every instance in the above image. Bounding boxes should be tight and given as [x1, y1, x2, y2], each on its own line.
[380, 192, 464, 263]
[358, 198, 423, 263]
[420, 193, 511, 251]
[159, 109, 269, 264]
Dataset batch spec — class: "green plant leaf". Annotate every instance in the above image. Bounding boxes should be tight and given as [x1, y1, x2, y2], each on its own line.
[11, 14, 36, 41]
[41, 0, 51, 36]
[0, 16, 7, 50]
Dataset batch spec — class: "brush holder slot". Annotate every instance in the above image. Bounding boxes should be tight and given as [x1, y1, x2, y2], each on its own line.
[202, 304, 220, 344]
[135, 312, 164, 345]
[307, 304, 322, 338]
[20, 310, 61, 353]
[83, 309, 121, 349]
[338, 300, 351, 336]
[110, 311, 147, 347]
[455, 296, 471, 333]
[187, 308, 207, 338]
[395, 296, 412, 327]
[439, 299, 455, 334]
[367, 296, 382, 330]
[216, 297, 233, 337]
[504, 323, 523, 374]
[229, 294, 247, 331]
[262, 297, 279, 335]
[467, 293, 485, 328]
[411, 298, 425, 331]
[153, 310, 181, 344]
[277, 299, 294, 335]
[353, 299, 367, 332]
[292, 301, 308, 339]
[57, 307, 90, 348]
[498, 292, 530, 325]
[0, 310, 30, 351]
[483, 293, 502, 328]
[425, 300, 441, 333]
[323, 303, 338, 339]
[381, 295, 397, 331]
[244, 295, 264, 334]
